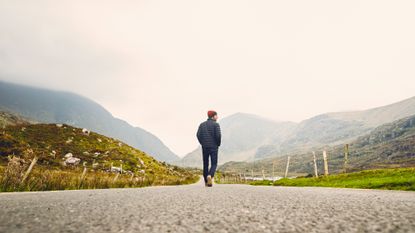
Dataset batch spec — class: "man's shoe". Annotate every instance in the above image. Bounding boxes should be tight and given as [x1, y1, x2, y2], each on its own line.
[207, 175, 213, 187]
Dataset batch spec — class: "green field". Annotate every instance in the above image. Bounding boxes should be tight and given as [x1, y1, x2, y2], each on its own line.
[250, 168, 415, 191]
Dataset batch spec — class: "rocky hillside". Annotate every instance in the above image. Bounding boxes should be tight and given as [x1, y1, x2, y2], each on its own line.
[0, 113, 195, 182]
[220, 115, 415, 175]
[0, 112, 34, 128]
[0, 81, 179, 162]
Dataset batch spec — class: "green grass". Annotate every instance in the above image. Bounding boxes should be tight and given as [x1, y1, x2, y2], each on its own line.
[250, 168, 415, 191]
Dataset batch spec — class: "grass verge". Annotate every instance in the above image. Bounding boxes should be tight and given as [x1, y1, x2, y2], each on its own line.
[0, 164, 199, 192]
[250, 168, 415, 191]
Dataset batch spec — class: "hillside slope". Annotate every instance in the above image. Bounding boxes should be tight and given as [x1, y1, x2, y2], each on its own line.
[0, 116, 195, 184]
[0, 81, 179, 162]
[285, 96, 415, 151]
[327, 96, 415, 127]
[220, 115, 415, 175]
[0, 111, 34, 128]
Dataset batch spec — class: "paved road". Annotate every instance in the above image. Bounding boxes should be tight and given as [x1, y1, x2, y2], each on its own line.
[1, 179, 414, 233]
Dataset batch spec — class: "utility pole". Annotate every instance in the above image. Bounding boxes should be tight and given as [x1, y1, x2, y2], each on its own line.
[323, 151, 329, 176]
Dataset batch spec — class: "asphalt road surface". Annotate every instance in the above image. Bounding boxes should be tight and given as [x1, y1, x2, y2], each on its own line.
[1, 178, 414, 233]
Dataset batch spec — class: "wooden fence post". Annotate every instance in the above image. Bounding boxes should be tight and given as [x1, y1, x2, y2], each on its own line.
[312, 151, 318, 178]
[284, 156, 290, 178]
[79, 163, 88, 188]
[323, 151, 329, 176]
[81, 166, 87, 181]
[21, 156, 38, 183]
[344, 144, 349, 173]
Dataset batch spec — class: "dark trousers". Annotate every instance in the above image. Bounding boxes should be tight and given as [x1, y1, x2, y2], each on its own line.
[202, 147, 218, 183]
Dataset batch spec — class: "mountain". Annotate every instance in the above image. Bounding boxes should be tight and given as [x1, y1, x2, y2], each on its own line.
[284, 96, 415, 151]
[178, 113, 296, 167]
[0, 111, 34, 128]
[0, 113, 196, 184]
[326, 97, 415, 127]
[0, 81, 179, 162]
[180, 96, 415, 167]
[220, 115, 415, 175]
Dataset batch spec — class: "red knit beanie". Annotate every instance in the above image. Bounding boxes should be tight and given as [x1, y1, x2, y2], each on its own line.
[207, 110, 217, 118]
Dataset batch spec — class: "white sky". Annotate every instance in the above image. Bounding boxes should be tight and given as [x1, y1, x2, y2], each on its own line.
[0, 1, 414, 156]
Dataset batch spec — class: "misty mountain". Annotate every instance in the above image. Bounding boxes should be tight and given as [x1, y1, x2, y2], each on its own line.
[282, 96, 415, 152]
[179, 96, 415, 167]
[0, 81, 179, 162]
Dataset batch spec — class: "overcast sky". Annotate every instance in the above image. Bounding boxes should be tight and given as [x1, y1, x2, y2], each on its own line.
[1, 1, 414, 156]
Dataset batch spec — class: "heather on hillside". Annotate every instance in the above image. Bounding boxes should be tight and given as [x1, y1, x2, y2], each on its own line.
[0, 122, 199, 192]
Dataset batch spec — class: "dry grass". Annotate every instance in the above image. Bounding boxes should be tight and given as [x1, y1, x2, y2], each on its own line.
[0, 156, 199, 192]
[0, 122, 200, 192]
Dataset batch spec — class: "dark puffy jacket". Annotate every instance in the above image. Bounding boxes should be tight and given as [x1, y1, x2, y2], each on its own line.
[197, 119, 221, 148]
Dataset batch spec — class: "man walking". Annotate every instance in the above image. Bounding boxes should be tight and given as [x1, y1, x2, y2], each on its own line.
[197, 110, 221, 187]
